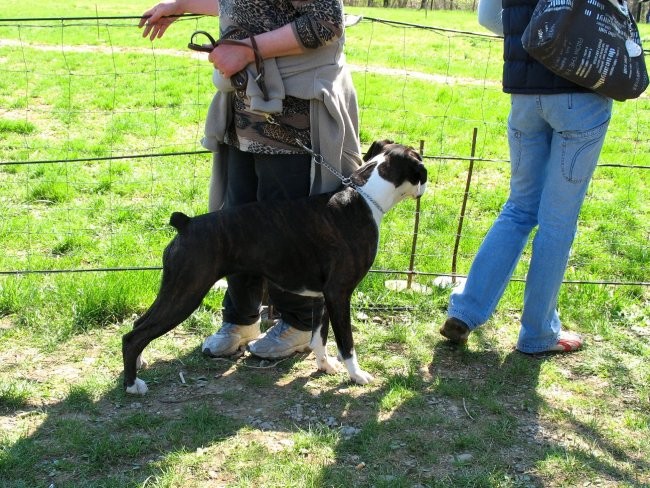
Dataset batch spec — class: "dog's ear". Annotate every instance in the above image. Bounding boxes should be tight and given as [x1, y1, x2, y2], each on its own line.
[403, 146, 422, 162]
[363, 139, 395, 162]
[406, 148, 427, 185]
[401, 147, 427, 185]
[377, 145, 427, 186]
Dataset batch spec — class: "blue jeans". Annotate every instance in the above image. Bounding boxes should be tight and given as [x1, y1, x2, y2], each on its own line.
[448, 93, 612, 353]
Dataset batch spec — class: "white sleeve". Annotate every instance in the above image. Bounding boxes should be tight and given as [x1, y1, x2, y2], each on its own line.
[478, 0, 504, 36]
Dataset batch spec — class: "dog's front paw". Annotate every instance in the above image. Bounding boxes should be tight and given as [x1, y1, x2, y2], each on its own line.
[349, 370, 374, 385]
[317, 356, 342, 375]
[136, 354, 148, 370]
[125, 377, 148, 395]
[343, 352, 373, 385]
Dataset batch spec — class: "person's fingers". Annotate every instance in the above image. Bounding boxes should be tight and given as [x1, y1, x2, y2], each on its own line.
[140, 16, 171, 40]
[148, 25, 161, 40]
[154, 25, 169, 39]
[139, 6, 158, 29]
[142, 23, 156, 39]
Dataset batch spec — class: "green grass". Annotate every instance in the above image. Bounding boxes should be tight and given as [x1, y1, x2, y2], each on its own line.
[1, 2, 649, 487]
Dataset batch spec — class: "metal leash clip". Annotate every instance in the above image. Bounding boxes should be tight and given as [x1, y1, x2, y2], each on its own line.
[294, 139, 385, 214]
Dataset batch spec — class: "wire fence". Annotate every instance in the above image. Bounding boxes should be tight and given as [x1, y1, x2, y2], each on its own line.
[0, 14, 648, 293]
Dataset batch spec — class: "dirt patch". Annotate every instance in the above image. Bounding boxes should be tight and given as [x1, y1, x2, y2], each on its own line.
[0, 37, 498, 88]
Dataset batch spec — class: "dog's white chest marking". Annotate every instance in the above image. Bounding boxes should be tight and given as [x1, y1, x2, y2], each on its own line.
[356, 157, 392, 226]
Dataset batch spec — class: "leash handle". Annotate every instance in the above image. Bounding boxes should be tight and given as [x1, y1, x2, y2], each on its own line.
[188, 29, 269, 101]
[187, 30, 218, 53]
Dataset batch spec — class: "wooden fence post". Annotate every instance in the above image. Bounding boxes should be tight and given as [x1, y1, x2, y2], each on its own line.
[406, 139, 426, 289]
[450, 128, 478, 284]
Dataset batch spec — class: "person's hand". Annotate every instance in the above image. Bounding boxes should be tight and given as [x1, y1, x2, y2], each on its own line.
[139, 1, 184, 40]
[208, 43, 255, 78]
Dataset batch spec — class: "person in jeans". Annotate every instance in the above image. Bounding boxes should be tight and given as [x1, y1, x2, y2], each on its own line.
[140, 0, 361, 359]
[439, 0, 613, 353]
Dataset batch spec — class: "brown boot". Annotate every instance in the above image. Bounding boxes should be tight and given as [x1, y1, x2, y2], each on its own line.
[439, 317, 470, 344]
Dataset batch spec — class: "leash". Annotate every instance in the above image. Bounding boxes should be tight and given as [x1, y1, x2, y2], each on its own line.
[188, 29, 269, 101]
[295, 140, 386, 215]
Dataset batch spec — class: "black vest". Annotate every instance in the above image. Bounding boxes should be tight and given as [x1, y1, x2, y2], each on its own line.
[501, 0, 588, 94]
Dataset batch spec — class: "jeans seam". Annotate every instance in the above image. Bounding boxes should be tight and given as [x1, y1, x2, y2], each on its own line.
[509, 128, 522, 175]
[559, 119, 610, 183]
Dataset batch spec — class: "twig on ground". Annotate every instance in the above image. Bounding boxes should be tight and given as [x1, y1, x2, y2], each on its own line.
[463, 397, 475, 420]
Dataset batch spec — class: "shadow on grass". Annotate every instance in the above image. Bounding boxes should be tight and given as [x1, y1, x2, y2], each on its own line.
[1, 329, 648, 487]
[0, 348, 251, 486]
[318, 340, 549, 486]
[318, 334, 649, 487]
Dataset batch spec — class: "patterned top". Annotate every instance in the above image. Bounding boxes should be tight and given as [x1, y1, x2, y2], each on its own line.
[219, 0, 344, 154]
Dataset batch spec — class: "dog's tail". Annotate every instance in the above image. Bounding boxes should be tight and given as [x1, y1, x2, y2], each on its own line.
[169, 212, 191, 233]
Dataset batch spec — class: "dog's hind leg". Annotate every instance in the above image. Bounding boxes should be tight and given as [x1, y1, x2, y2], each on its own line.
[325, 292, 374, 385]
[123, 287, 211, 394]
[123, 257, 217, 394]
[310, 307, 342, 375]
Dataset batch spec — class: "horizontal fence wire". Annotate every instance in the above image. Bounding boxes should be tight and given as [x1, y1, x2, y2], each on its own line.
[3, 151, 650, 170]
[0, 14, 648, 290]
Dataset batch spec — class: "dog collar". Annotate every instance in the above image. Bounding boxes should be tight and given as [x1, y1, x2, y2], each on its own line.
[353, 185, 386, 215]
[295, 140, 386, 215]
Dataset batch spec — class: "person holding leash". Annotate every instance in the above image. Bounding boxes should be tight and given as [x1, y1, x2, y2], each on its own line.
[439, 0, 613, 353]
[139, 0, 361, 359]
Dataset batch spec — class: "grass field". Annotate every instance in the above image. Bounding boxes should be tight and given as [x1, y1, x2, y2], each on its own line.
[1, 2, 649, 487]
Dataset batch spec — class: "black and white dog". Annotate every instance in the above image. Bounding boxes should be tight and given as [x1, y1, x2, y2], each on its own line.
[122, 140, 427, 394]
